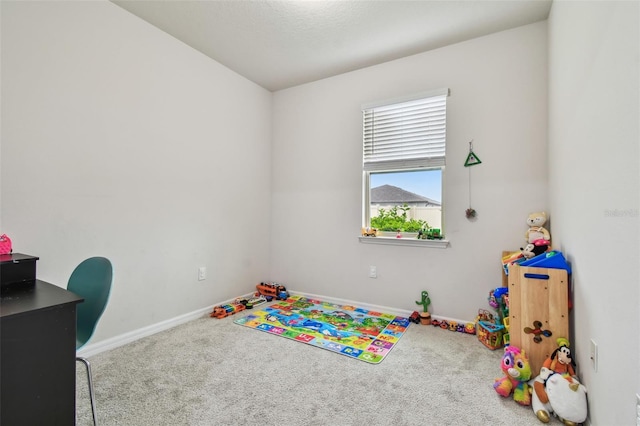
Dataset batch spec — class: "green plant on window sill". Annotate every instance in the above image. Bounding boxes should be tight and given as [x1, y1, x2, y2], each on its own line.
[370, 204, 428, 233]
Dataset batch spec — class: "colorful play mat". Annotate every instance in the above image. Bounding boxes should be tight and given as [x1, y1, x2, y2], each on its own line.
[234, 295, 411, 364]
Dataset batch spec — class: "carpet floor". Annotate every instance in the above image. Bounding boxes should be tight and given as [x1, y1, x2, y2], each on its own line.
[76, 307, 547, 426]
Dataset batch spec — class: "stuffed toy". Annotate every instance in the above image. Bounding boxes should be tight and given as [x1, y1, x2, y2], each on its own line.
[545, 337, 576, 377]
[521, 239, 551, 259]
[533, 338, 577, 403]
[525, 212, 551, 244]
[494, 346, 533, 406]
[531, 368, 587, 425]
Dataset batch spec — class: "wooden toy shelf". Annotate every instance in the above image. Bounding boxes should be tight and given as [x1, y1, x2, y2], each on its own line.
[507, 264, 569, 376]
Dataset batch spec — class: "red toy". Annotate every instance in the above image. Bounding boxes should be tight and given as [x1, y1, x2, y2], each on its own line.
[256, 282, 289, 300]
[209, 302, 246, 319]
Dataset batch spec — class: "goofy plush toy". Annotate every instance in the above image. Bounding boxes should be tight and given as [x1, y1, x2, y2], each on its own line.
[530, 338, 587, 425]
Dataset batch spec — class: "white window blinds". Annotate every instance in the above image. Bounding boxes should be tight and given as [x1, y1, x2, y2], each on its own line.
[363, 88, 449, 171]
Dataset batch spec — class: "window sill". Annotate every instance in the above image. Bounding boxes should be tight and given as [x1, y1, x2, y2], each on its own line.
[358, 236, 449, 248]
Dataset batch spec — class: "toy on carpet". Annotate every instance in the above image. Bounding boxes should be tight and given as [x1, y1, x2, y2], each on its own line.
[531, 371, 587, 425]
[210, 302, 246, 319]
[429, 318, 476, 335]
[414, 290, 431, 325]
[531, 338, 587, 424]
[478, 287, 509, 350]
[525, 211, 551, 244]
[494, 345, 533, 406]
[256, 281, 289, 300]
[477, 320, 505, 350]
[235, 295, 410, 364]
[235, 294, 270, 309]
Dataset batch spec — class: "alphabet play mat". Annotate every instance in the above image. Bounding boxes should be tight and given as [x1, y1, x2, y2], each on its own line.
[234, 295, 411, 364]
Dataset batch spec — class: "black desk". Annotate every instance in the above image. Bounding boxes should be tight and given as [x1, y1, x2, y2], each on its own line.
[1, 280, 83, 425]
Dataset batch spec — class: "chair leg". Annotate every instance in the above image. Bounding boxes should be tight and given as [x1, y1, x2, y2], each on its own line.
[77, 356, 98, 426]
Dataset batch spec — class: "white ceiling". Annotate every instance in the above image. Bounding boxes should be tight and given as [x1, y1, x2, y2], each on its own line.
[111, 0, 552, 92]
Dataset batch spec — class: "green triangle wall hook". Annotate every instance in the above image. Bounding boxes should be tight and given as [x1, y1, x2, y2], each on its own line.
[464, 140, 482, 167]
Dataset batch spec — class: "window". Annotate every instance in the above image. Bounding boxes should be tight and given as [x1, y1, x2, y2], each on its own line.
[362, 88, 448, 242]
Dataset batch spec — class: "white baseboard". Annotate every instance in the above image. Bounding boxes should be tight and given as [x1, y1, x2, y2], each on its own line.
[291, 290, 413, 317]
[77, 293, 253, 358]
[78, 290, 472, 358]
[290, 290, 472, 325]
[77, 306, 211, 358]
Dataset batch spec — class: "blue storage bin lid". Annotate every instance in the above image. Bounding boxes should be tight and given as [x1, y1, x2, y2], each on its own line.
[520, 250, 571, 274]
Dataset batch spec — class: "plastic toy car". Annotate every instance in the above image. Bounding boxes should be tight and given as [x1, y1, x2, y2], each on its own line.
[256, 282, 290, 300]
[210, 302, 245, 319]
[426, 228, 443, 240]
[236, 295, 269, 309]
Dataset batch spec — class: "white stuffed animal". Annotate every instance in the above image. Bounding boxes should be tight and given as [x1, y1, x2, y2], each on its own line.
[531, 368, 588, 425]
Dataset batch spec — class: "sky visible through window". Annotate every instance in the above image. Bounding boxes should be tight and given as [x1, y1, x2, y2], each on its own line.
[371, 170, 442, 202]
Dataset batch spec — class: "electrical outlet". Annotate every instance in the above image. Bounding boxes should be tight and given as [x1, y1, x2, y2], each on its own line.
[369, 265, 377, 278]
[589, 339, 598, 372]
[198, 266, 206, 281]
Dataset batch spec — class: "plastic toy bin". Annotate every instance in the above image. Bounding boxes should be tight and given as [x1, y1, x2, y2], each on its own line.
[476, 321, 505, 350]
[508, 264, 569, 376]
[519, 251, 572, 274]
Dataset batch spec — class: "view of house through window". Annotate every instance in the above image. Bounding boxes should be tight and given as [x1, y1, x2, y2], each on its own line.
[368, 169, 442, 233]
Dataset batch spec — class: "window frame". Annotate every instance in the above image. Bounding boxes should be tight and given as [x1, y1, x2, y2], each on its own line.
[360, 89, 449, 248]
[360, 168, 448, 248]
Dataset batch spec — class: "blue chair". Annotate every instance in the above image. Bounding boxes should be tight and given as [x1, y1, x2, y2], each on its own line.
[67, 257, 113, 426]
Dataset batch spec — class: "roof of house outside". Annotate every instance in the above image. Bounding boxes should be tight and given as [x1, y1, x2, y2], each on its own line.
[371, 184, 441, 206]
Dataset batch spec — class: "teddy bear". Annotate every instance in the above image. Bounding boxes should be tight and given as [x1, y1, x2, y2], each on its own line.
[494, 346, 532, 406]
[525, 211, 551, 244]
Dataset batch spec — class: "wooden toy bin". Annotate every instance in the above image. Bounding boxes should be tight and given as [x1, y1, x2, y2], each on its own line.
[508, 264, 569, 376]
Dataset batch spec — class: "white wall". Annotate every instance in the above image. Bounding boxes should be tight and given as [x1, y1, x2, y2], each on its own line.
[271, 22, 548, 321]
[0, 1, 272, 342]
[548, 1, 640, 424]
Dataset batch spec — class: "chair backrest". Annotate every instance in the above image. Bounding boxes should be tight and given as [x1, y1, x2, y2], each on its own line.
[67, 257, 113, 350]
